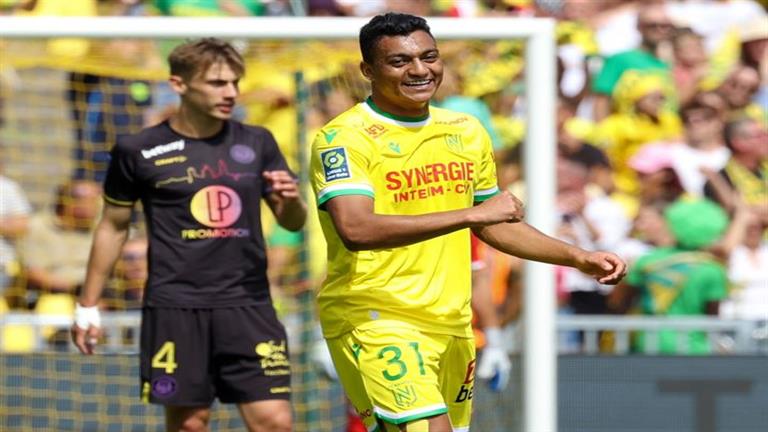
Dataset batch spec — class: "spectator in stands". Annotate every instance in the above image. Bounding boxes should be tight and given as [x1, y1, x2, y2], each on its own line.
[627, 142, 685, 211]
[556, 99, 614, 195]
[593, 70, 682, 211]
[612, 142, 683, 263]
[0, 159, 31, 308]
[589, 0, 646, 57]
[615, 201, 675, 267]
[555, 159, 630, 336]
[102, 234, 148, 311]
[671, 93, 731, 197]
[703, 116, 768, 224]
[671, 28, 710, 107]
[592, 2, 675, 120]
[716, 64, 763, 121]
[66, 0, 158, 182]
[551, 2, 601, 115]
[720, 210, 768, 322]
[18, 179, 101, 298]
[609, 199, 730, 355]
[67, 71, 153, 182]
[739, 16, 768, 111]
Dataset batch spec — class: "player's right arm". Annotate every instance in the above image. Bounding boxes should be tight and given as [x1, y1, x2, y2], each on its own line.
[324, 192, 523, 251]
[311, 118, 523, 251]
[71, 203, 133, 355]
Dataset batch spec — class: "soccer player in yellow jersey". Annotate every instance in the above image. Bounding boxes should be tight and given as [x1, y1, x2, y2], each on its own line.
[309, 13, 627, 432]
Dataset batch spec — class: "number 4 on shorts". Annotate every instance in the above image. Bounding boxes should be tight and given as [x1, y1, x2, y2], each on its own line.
[152, 341, 179, 374]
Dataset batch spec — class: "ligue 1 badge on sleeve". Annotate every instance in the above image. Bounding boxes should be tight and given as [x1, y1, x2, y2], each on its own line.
[321, 147, 352, 182]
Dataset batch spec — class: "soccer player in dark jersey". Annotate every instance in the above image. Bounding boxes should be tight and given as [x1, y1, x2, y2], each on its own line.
[71, 38, 305, 432]
[309, 13, 627, 431]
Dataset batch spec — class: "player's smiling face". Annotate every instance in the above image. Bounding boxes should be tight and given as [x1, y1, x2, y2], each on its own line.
[175, 60, 240, 121]
[362, 30, 443, 118]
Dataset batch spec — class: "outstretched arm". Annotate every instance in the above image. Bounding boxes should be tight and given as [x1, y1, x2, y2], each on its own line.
[325, 191, 525, 251]
[71, 203, 133, 355]
[473, 222, 627, 285]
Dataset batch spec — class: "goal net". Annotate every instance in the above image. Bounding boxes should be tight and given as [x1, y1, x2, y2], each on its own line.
[0, 16, 555, 432]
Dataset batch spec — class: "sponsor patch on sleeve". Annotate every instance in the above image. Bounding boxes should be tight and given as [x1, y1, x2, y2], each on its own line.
[320, 147, 352, 182]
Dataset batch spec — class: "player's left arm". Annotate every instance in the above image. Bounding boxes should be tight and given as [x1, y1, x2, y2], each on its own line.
[473, 222, 627, 285]
[264, 170, 307, 232]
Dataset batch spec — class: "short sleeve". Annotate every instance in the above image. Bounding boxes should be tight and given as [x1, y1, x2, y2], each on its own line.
[310, 127, 375, 208]
[472, 124, 499, 203]
[103, 138, 140, 206]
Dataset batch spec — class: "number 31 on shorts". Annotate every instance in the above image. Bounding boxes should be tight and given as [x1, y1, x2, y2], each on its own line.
[378, 342, 426, 381]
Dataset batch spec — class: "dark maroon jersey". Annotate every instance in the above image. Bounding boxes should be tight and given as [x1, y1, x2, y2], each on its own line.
[104, 120, 293, 307]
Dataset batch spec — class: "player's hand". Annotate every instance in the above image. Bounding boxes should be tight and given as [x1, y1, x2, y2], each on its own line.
[310, 339, 338, 381]
[71, 303, 102, 355]
[476, 327, 511, 392]
[263, 171, 300, 201]
[471, 191, 525, 226]
[575, 251, 627, 285]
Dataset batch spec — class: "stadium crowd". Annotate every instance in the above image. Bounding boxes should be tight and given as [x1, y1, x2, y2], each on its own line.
[0, 0, 766, 357]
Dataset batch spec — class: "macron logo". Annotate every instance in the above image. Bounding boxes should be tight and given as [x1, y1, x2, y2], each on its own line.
[142, 140, 185, 159]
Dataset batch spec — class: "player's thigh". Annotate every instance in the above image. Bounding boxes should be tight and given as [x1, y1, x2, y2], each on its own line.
[140, 307, 215, 406]
[439, 336, 476, 431]
[325, 334, 377, 427]
[238, 399, 292, 432]
[211, 304, 292, 403]
[329, 325, 451, 428]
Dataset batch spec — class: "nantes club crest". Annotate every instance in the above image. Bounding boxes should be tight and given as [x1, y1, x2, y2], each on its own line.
[390, 383, 418, 408]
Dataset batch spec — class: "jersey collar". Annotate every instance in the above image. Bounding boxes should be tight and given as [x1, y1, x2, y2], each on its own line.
[363, 97, 431, 128]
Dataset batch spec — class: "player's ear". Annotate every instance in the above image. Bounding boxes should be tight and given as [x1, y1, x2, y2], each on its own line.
[359, 61, 373, 82]
[168, 75, 187, 95]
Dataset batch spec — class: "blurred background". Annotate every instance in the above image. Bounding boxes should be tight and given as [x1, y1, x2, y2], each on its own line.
[0, 1, 766, 431]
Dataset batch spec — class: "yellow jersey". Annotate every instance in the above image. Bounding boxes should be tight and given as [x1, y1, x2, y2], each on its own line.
[309, 98, 499, 338]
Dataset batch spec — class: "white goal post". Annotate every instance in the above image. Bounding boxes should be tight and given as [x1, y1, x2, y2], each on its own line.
[0, 16, 557, 432]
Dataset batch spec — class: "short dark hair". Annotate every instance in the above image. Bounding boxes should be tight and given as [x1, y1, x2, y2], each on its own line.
[168, 38, 245, 80]
[359, 13, 434, 64]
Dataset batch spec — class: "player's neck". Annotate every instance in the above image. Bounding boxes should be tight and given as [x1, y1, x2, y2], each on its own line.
[367, 95, 430, 121]
[169, 105, 226, 139]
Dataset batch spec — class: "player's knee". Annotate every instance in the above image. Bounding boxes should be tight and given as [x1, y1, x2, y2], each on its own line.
[394, 415, 451, 432]
[403, 419, 430, 432]
[166, 407, 211, 432]
[271, 410, 293, 432]
[255, 410, 292, 432]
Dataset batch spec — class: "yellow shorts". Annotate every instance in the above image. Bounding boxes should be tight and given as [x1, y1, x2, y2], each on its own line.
[326, 322, 476, 431]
